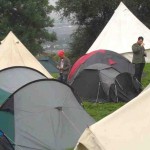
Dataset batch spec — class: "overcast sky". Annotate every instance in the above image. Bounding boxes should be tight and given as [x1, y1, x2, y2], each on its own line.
[49, 0, 56, 5]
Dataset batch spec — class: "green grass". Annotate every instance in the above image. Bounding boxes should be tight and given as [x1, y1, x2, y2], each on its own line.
[142, 63, 150, 87]
[83, 102, 125, 121]
[51, 73, 59, 79]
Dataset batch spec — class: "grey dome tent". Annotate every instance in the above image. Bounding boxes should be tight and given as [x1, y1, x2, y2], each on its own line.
[0, 130, 14, 150]
[68, 49, 135, 84]
[0, 79, 94, 150]
[0, 66, 47, 105]
[71, 64, 140, 102]
[38, 56, 59, 73]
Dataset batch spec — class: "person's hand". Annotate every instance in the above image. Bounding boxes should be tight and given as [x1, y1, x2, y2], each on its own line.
[141, 43, 145, 47]
[60, 68, 64, 71]
[144, 51, 147, 57]
[57, 65, 60, 69]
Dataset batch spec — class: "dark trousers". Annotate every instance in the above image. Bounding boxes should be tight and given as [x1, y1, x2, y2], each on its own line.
[134, 63, 145, 83]
[58, 73, 68, 83]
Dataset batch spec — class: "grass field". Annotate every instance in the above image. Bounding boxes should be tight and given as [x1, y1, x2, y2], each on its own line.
[142, 63, 150, 87]
[83, 102, 125, 121]
[52, 63, 150, 121]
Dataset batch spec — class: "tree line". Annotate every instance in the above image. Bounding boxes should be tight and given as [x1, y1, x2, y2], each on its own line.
[0, 0, 56, 55]
[1, 0, 150, 60]
[56, 0, 150, 61]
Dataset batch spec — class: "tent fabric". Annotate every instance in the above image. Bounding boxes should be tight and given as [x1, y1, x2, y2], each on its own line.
[38, 56, 59, 73]
[0, 89, 10, 105]
[0, 66, 47, 105]
[0, 79, 95, 150]
[68, 49, 134, 83]
[71, 68, 107, 102]
[111, 72, 140, 102]
[0, 130, 14, 150]
[75, 87, 150, 150]
[87, 2, 150, 62]
[68, 50, 101, 80]
[122, 49, 150, 62]
[70, 63, 139, 102]
[0, 31, 52, 78]
[0, 112, 14, 141]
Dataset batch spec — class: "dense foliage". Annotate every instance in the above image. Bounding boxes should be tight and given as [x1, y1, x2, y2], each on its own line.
[0, 0, 56, 55]
[56, 0, 150, 60]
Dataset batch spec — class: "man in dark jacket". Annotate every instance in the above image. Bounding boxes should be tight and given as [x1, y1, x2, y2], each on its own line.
[57, 50, 71, 83]
[132, 36, 147, 83]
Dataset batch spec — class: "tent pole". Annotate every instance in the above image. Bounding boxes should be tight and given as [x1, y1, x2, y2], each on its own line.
[4, 134, 22, 150]
[135, 77, 144, 90]
[61, 111, 81, 135]
[96, 81, 101, 103]
[97, 71, 108, 102]
[116, 79, 123, 90]
[115, 79, 130, 100]
[96, 70, 108, 103]
[115, 84, 118, 103]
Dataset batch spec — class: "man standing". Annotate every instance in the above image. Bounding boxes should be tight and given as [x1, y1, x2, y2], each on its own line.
[57, 50, 71, 83]
[132, 36, 147, 83]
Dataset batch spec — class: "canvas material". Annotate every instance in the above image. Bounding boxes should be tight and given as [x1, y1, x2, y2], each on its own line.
[0, 32, 52, 78]
[75, 87, 150, 150]
[87, 2, 150, 64]
[122, 49, 150, 63]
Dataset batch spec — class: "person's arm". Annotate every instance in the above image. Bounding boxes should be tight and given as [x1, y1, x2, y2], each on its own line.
[63, 58, 71, 71]
[132, 44, 141, 53]
[142, 46, 147, 57]
[56, 61, 61, 69]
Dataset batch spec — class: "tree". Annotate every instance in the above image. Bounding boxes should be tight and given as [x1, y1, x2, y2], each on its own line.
[56, 0, 150, 60]
[0, 0, 56, 55]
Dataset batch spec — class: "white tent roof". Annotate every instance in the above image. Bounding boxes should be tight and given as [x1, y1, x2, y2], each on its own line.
[75, 87, 150, 150]
[87, 2, 150, 54]
[0, 31, 52, 78]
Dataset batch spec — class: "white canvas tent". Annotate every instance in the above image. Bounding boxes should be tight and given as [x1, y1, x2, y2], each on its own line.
[0, 31, 52, 78]
[75, 86, 150, 150]
[87, 2, 150, 62]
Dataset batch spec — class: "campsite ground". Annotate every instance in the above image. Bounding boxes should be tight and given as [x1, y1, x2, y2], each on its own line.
[52, 63, 150, 121]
